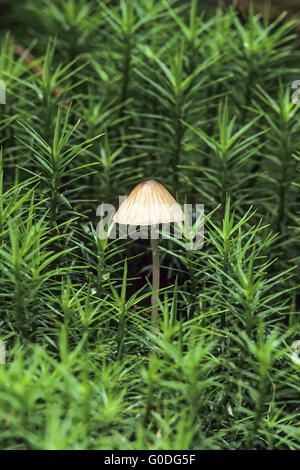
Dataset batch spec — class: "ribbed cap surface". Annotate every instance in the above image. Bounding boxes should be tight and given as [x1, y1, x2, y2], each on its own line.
[114, 180, 184, 225]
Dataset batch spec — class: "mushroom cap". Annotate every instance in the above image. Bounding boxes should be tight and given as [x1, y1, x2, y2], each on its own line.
[113, 180, 184, 225]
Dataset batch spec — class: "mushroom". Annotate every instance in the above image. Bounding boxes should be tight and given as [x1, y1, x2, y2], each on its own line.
[114, 180, 184, 332]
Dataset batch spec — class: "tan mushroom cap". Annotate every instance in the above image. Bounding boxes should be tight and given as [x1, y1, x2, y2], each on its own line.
[113, 180, 184, 226]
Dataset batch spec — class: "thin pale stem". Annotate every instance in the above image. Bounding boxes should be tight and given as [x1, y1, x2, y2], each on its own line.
[151, 236, 160, 333]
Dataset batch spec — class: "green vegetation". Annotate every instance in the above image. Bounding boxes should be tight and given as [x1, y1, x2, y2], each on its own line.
[0, 0, 299, 450]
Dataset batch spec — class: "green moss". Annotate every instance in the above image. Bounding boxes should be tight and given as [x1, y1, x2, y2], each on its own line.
[0, 0, 299, 450]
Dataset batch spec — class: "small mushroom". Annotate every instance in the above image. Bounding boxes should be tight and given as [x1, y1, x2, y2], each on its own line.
[114, 180, 184, 332]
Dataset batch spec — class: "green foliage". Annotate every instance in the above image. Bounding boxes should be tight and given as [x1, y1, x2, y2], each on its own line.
[0, 0, 299, 450]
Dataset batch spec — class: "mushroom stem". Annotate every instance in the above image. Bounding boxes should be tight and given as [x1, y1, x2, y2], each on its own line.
[150, 236, 160, 332]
